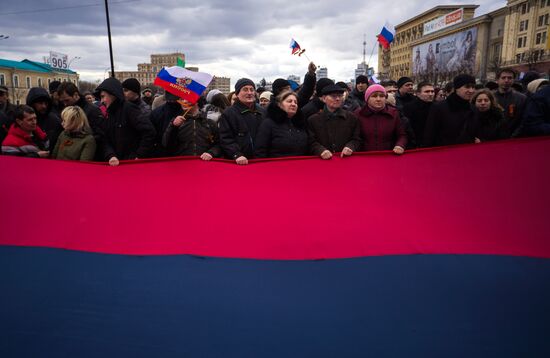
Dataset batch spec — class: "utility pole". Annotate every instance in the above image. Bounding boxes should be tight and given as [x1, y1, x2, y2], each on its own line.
[363, 34, 367, 64]
[104, 0, 115, 78]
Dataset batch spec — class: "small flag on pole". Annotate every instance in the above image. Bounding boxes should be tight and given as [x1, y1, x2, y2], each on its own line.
[290, 38, 306, 56]
[154, 66, 212, 104]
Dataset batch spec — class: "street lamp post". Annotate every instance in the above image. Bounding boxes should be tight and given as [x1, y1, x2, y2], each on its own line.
[67, 56, 82, 82]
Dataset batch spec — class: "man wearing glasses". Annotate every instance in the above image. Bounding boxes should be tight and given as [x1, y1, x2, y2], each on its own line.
[307, 84, 361, 160]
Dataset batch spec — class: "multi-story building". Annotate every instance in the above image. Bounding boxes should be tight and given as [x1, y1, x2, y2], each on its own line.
[501, 0, 550, 74]
[115, 53, 193, 86]
[0, 58, 78, 105]
[378, 5, 478, 81]
[208, 76, 231, 94]
[316, 67, 328, 79]
[378, 2, 549, 83]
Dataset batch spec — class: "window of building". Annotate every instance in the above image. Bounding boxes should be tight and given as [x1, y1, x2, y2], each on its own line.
[37, 78, 42, 87]
[48, 78, 51, 86]
[538, 13, 549, 26]
[520, 20, 529, 31]
[13, 75, 19, 88]
[0, 73, 5, 86]
[536, 31, 548, 44]
[521, 3, 529, 14]
[26, 76, 31, 88]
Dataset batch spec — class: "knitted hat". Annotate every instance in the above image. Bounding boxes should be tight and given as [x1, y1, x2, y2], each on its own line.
[355, 75, 369, 84]
[397, 77, 413, 89]
[121, 78, 141, 95]
[336, 81, 350, 91]
[272, 78, 291, 96]
[235, 78, 255, 94]
[316, 78, 334, 96]
[364, 84, 386, 102]
[453, 74, 476, 89]
[259, 91, 273, 101]
[527, 79, 549, 94]
[206, 89, 222, 103]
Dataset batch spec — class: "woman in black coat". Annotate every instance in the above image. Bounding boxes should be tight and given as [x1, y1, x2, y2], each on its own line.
[472, 89, 507, 142]
[255, 91, 308, 158]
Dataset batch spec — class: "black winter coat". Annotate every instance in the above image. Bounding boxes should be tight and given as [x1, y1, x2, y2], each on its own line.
[307, 107, 361, 155]
[521, 85, 550, 136]
[423, 93, 477, 147]
[301, 97, 324, 119]
[348, 88, 365, 110]
[150, 101, 184, 157]
[473, 107, 507, 142]
[403, 98, 433, 148]
[26, 87, 63, 151]
[218, 100, 265, 159]
[255, 102, 308, 158]
[162, 112, 221, 157]
[96, 77, 156, 160]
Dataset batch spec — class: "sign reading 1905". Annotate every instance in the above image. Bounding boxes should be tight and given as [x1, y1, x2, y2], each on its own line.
[50, 51, 68, 69]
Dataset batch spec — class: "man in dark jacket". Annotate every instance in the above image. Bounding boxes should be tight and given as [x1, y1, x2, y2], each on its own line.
[493, 69, 527, 136]
[348, 74, 369, 109]
[26, 87, 63, 151]
[395, 76, 416, 112]
[57, 81, 106, 159]
[307, 84, 361, 159]
[149, 91, 185, 158]
[301, 78, 335, 119]
[95, 77, 156, 165]
[0, 85, 17, 144]
[424, 74, 477, 147]
[162, 99, 221, 159]
[403, 81, 435, 148]
[219, 78, 265, 165]
[122, 78, 151, 117]
[521, 85, 550, 136]
[48, 80, 63, 117]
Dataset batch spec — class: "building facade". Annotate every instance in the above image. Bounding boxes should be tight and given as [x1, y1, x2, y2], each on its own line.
[207, 76, 231, 94]
[378, 2, 550, 83]
[316, 67, 328, 79]
[0, 58, 78, 105]
[501, 0, 550, 74]
[115, 53, 191, 86]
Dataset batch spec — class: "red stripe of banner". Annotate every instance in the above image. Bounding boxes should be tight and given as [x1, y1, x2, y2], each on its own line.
[153, 77, 200, 103]
[1, 138, 549, 259]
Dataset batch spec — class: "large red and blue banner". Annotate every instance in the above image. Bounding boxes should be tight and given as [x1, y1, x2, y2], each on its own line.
[1, 138, 549, 357]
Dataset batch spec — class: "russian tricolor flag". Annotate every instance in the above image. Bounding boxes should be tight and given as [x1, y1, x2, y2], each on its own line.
[377, 22, 395, 49]
[154, 66, 213, 103]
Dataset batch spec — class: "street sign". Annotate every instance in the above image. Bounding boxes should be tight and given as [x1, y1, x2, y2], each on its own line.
[50, 51, 68, 70]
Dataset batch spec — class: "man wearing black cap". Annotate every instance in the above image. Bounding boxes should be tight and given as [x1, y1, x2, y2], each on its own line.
[302, 78, 335, 119]
[424, 74, 477, 147]
[122, 78, 151, 116]
[349, 75, 369, 109]
[395, 76, 415, 111]
[0, 85, 17, 143]
[307, 84, 361, 159]
[219, 78, 265, 165]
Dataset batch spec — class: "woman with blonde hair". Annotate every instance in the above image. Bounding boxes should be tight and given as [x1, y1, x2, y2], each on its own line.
[52, 106, 96, 161]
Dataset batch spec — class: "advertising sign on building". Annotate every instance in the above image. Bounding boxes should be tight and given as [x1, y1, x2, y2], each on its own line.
[412, 27, 477, 78]
[423, 8, 464, 36]
[49, 51, 68, 70]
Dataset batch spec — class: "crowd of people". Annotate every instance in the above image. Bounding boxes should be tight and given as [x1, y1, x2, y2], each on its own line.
[0, 62, 549, 165]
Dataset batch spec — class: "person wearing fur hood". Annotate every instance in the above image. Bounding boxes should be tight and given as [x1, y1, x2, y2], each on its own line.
[254, 90, 308, 158]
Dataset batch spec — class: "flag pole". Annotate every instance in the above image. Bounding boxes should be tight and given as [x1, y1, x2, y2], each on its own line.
[367, 40, 377, 68]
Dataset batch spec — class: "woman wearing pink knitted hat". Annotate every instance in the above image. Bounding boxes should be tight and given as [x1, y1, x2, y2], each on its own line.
[354, 84, 407, 155]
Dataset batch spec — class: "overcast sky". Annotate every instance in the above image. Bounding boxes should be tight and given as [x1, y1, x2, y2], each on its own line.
[0, 0, 503, 87]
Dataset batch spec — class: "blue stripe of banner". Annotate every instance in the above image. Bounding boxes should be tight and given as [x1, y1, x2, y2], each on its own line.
[380, 27, 394, 43]
[1, 247, 549, 357]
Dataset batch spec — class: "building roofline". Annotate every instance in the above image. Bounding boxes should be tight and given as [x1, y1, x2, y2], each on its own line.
[396, 5, 479, 29]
